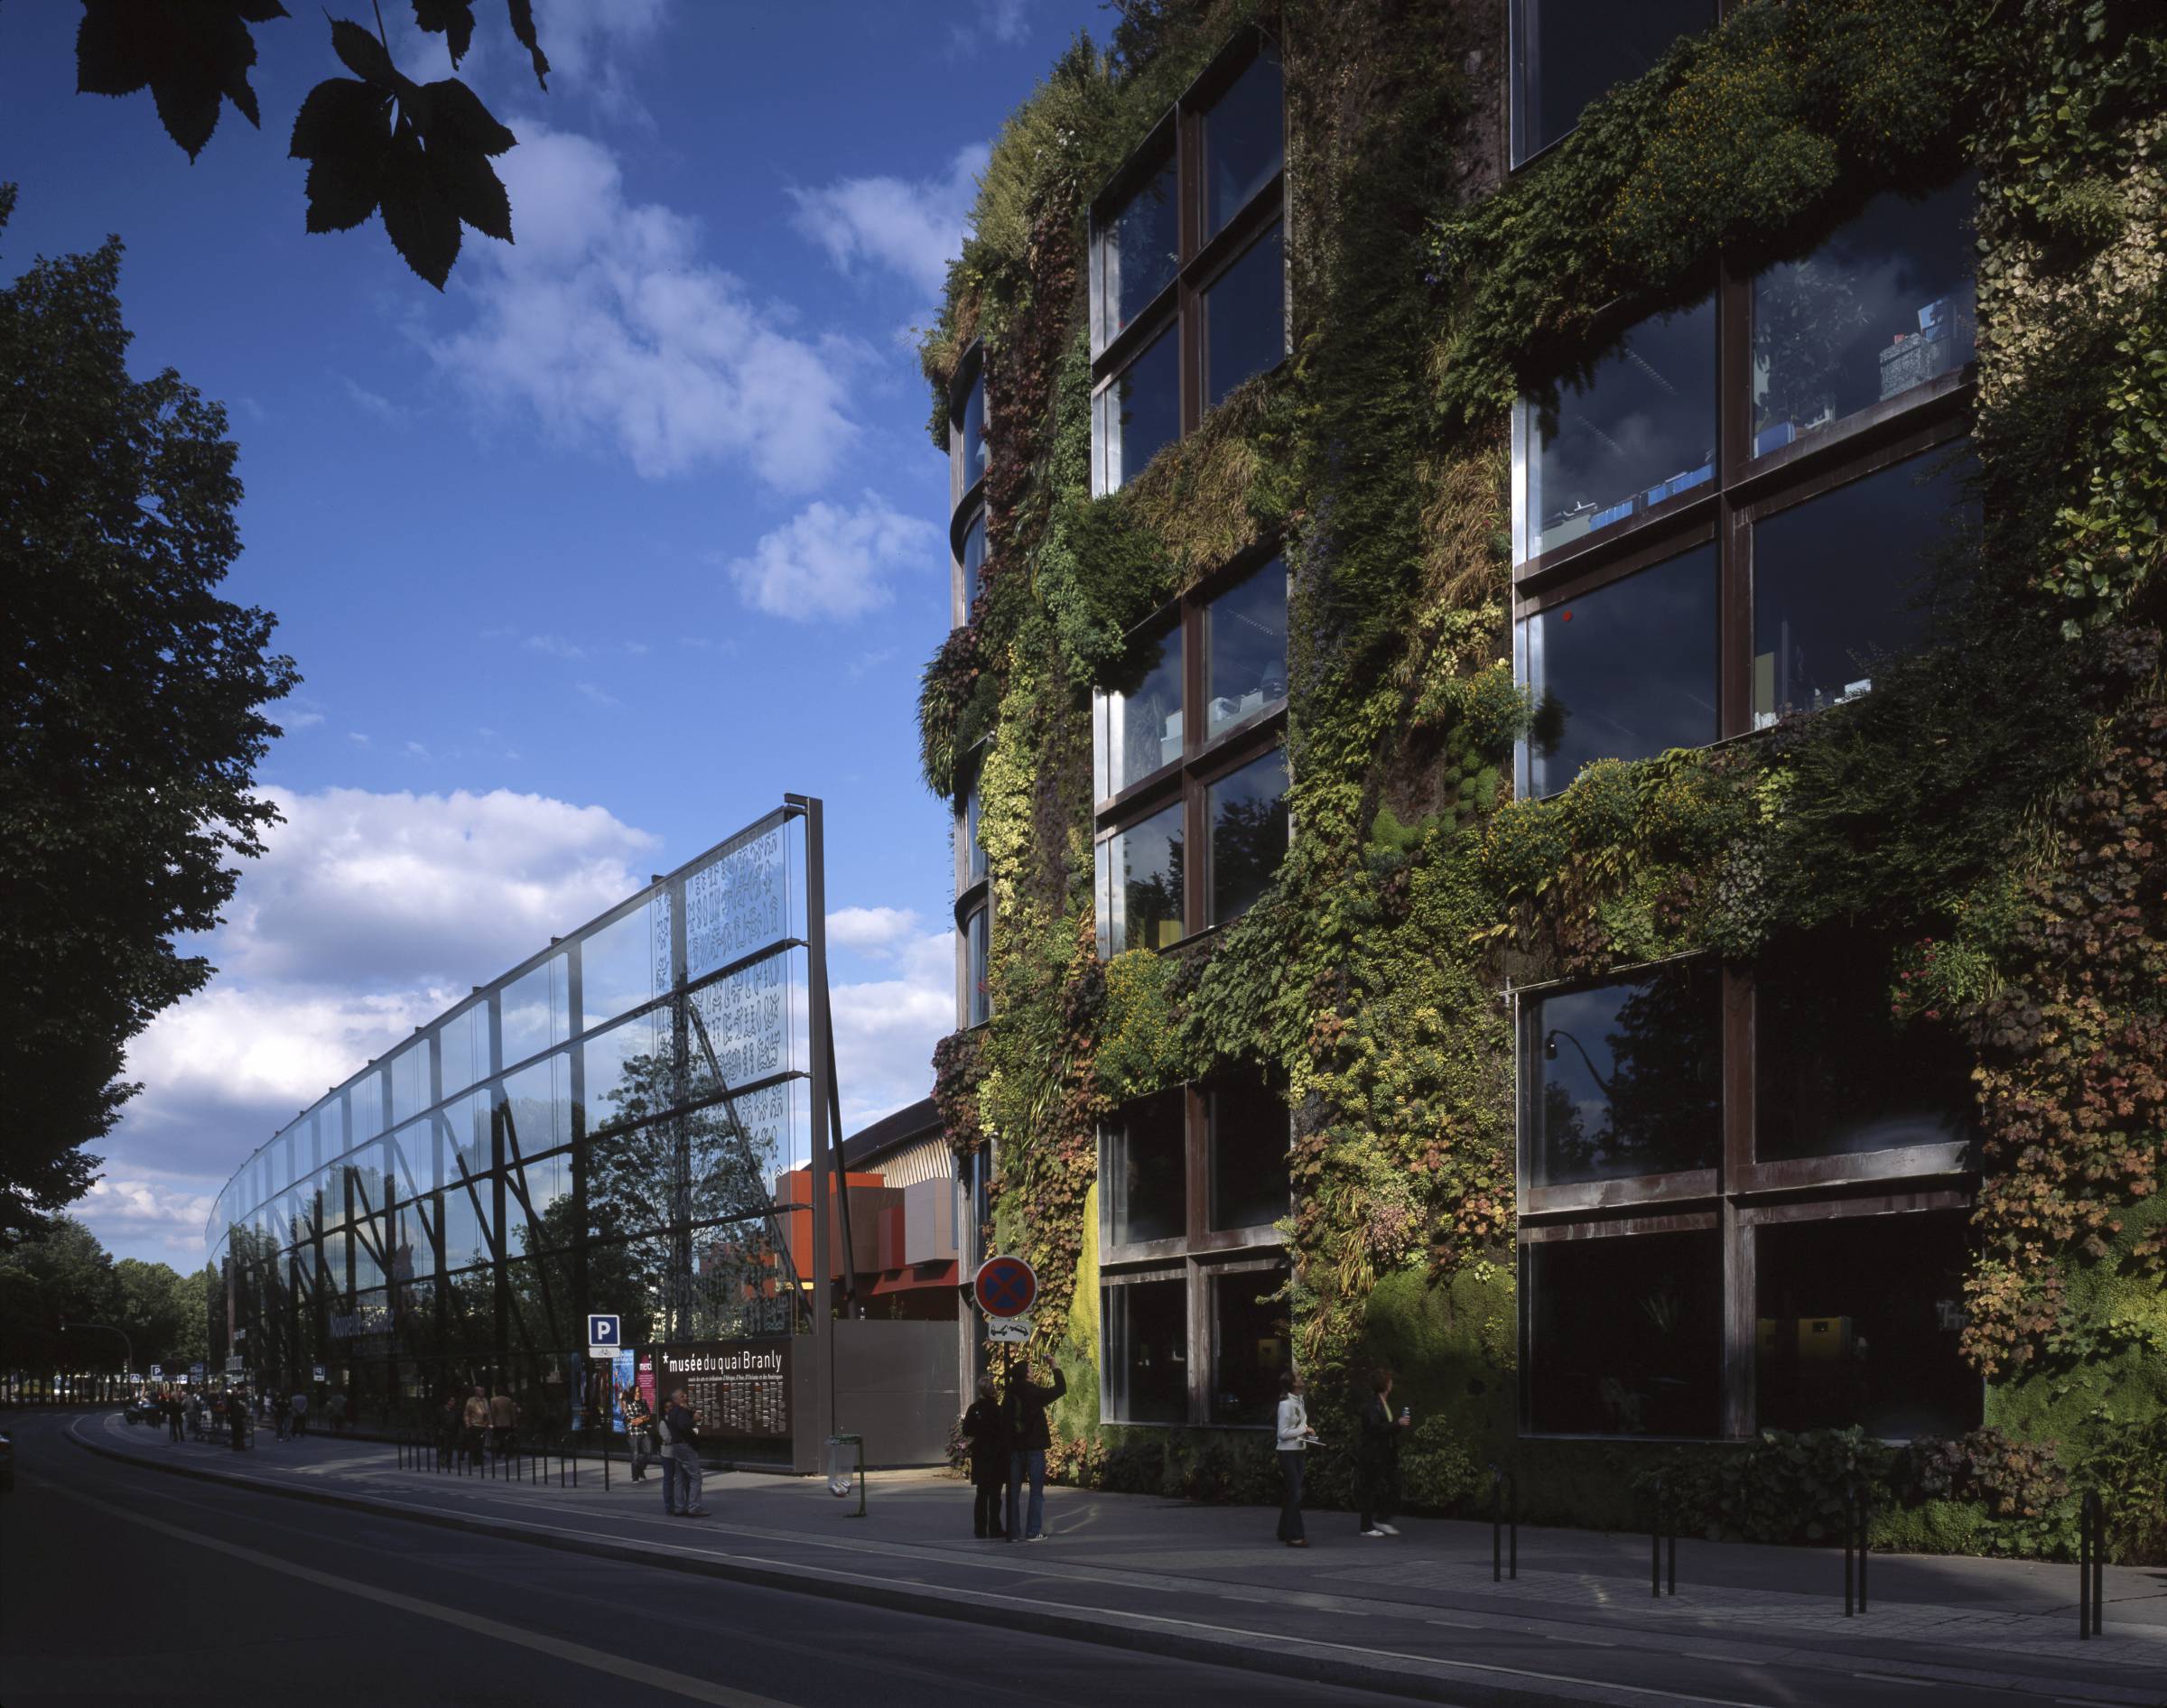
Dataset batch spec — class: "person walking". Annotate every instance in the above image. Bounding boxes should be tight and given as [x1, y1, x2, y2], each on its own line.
[327, 1388, 348, 1434]
[461, 1386, 489, 1467]
[272, 1390, 290, 1442]
[436, 1392, 462, 1470]
[488, 1387, 518, 1461]
[1275, 1371, 1321, 1547]
[1356, 1367, 1410, 1538]
[227, 1388, 249, 1453]
[289, 1386, 310, 1439]
[165, 1389, 184, 1443]
[664, 1388, 707, 1517]
[622, 1389, 656, 1482]
[960, 1375, 1009, 1539]
[1003, 1357, 1065, 1543]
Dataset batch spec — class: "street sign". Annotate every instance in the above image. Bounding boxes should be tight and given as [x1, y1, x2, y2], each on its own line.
[973, 1255, 1037, 1319]
[587, 1313, 621, 1357]
[985, 1316, 1032, 1344]
[189, 1362, 205, 1378]
[149, 1364, 163, 1380]
[312, 1364, 326, 1383]
[225, 1355, 245, 1375]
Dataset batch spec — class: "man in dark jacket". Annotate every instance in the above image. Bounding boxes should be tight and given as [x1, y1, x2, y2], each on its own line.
[1003, 1358, 1065, 1542]
[960, 1375, 1009, 1538]
[664, 1388, 707, 1518]
[1357, 1366, 1410, 1536]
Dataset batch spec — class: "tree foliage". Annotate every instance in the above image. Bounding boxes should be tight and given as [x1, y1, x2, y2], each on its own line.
[70, 0, 550, 289]
[0, 1217, 211, 1371]
[0, 192, 297, 1240]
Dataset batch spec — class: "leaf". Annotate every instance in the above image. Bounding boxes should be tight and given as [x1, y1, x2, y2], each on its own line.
[429, 147, 512, 243]
[329, 16, 395, 86]
[290, 78, 394, 233]
[506, 0, 550, 90]
[410, 77, 516, 154]
[303, 154, 383, 233]
[378, 125, 460, 289]
[410, 0, 477, 65]
[76, 0, 291, 161]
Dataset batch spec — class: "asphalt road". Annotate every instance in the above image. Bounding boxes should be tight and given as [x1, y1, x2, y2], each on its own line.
[0, 1410, 1409, 1708]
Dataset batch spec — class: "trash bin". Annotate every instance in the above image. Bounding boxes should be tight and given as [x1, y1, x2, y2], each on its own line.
[825, 1433, 865, 1517]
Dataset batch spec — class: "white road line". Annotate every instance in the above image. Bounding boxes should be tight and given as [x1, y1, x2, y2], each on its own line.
[22, 1471, 799, 1708]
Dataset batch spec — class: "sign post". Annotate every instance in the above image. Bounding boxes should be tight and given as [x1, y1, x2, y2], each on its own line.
[587, 1315, 620, 1489]
[972, 1256, 1039, 1394]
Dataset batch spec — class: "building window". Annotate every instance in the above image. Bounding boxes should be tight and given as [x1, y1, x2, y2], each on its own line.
[1207, 1070, 1289, 1233]
[1526, 1226, 1722, 1436]
[1208, 1265, 1289, 1425]
[1095, 550, 1289, 958]
[958, 506, 987, 615]
[959, 367, 989, 490]
[1105, 1087, 1186, 1249]
[1104, 1276, 1188, 1424]
[963, 904, 990, 1028]
[1510, 0, 1716, 167]
[948, 342, 990, 627]
[1517, 543, 1718, 796]
[963, 781, 989, 886]
[1090, 32, 1286, 496]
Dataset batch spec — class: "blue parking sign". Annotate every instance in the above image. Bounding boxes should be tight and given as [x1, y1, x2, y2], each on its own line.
[586, 1313, 620, 1349]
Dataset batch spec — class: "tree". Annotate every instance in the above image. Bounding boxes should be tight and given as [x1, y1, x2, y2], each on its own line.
[70, 1, 551, 289]
[0, 190, 298, 1240]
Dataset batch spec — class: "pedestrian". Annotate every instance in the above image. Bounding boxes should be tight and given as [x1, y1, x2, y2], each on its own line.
[960, 1374, 1009, 1539]
[664, 1387, 706, 1517]
[1275, 1371, 1320, 1547]
[1356, 1367, 1410, 1538]
[272, 1390, 290, 1442]
[1003, 1356, 1065, 1543]
[327, 1389, 348, 1434]
[462, 1386, 489, 1466]
[436, 1392, 462, 1470]
[228, 1388, 248, 1453]
[290, 1386, 310, 1439]
[488, 1386, 518, 1459]
[622, 1388, 656, 1482]
[165, 1389, 184, 1443]
[187, 1389, 204, 1440]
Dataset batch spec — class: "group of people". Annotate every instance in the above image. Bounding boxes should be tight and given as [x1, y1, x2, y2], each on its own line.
[145, 1384, 357, 1449]
[957, 1359, 1068, 1541]
[620, 1388, 707, 1517]
[1272, 1367, 1413, 1546]
[435, 1386, 522, 1468]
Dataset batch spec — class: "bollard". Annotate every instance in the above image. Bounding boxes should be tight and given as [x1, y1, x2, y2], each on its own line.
[2079, 1490, 2105, 1638]
[1843, 1486, 1870, 1617]
[1651, 1475, 1663, 1599]
[1490, 1465, 1518, 1582]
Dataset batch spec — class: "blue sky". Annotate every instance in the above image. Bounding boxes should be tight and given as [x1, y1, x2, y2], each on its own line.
[0, 0, 1102, 1265]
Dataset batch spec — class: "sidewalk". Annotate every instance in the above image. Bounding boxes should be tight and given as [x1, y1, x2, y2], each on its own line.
[73, 1411, 2166, 1707]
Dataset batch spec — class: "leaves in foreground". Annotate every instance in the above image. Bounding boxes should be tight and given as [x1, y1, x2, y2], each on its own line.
[75, 0, 293, 160]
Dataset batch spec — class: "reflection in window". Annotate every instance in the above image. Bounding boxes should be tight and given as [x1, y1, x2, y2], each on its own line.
[1521, 293, 1716, 562]
[1105, 1088, 1186, 1246]
[1203, 44, 1284, 237]
[1753, 179, 1976, 457]
[582, 1010, 666, 1134]
[1094, 157, 1177, 352]
[507, 1149, 572, 1250]
[1105, 1277, 1188, 1424]
[390, 1042, 430, 1125]
[959, 507, 987, 613]
[441, 1089, 495, 1184]
[440, 1178, 491, 1269]
[502, 953, 570, 1067]
[1096, 801, 1185, 955]
[1093, 324, 1181, 496]
[581, 905, 657, 1034]
[1511, 0, 1715, 166]
[1204, 221, 1285, 409]
[963, 782, 989, 886]
[1752, 444, 1975, 727]
[1528, 1229, 1720, 1435]
[1755, 1212, 1979, 1437]
[502, 1052, 572, 1156]
[1755, 932, 1974, 1162]
[438, 1002, 488, 1097]
[1525, 960, 1720, 1187]
[964, 904, 990, 1028]
[960, 366, 988, 488]
[1210, 1267, 1289, 1425]
[1518, 544, 1717, 798]
[1206, 749, 1288, 926]
[1094, 620, 1183, 799]
[1204, 558, 1288, 740]
[1208, 1069, 1288, 1231]
[352, 1069, 386, 1141]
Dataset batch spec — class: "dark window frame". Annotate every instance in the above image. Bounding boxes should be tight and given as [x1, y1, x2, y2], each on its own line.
[947, 340, 988, 627]
[1090, 29, 1287, 497]
[1507, 0, 1724, 173]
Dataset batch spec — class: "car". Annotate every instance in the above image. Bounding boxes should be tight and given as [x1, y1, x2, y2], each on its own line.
[0, 1428, 14, 1492]
[124, 1397, 164, 1426]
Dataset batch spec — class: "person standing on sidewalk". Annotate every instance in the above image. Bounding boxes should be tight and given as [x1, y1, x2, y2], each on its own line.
[327, 1388, 348, 1434]
[664, 1388, 707, 1517]
[290, 1386, 310, 1439]
[461, 1386, 489, 1467]
[960, 1375, 1009, 1539]
[436, 1392, 461, 1470]
[165, 1389, 184, 1443]
[1003, 1357, 1065, 1543]
[227, 1388, 248, 1453]
[1356, 1367, 1410, 1538]
[1275, 1371, 1320, 1547]
[622, 1389, 656, 1482]
[488, 1387, 518, 1461]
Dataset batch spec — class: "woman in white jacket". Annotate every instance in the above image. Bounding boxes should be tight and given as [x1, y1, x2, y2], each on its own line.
[1275, 1371, 1320, 1546]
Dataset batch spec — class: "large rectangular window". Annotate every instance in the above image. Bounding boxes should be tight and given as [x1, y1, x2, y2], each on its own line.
[1105, 1088, 1186, 1248]
[1104, 1276, 1188, 1424]
[580, 904, 657, 1034]
[1093, 324, 1182, 496]
[1524, 960, 1720, 1188]
[963, 903, 990, 1028]
[1207, 1068, 1288, 1232]
[1093, 154, 1177, 354]
[959, 506, 987, 614]
[1527, 1228, 1721, 1436]
[1208, 1266, 1289, 1426]
[959, 367, 988, 490]
[1206, 748, 1289, 926]
[1519, 543, 1718, 797]
[1096, 802, 1186, 955]
[1204, 221, 1286, 409]
[1204, 555, 1288, 739]
[501, 952, 570, 1068]
[1094, 618, 1183, 800]
[1511, 0, 1716, 166]
[1202, 42, 1281, 239]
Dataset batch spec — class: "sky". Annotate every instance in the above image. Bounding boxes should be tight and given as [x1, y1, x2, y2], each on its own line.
[0, 0, 1105, 1267]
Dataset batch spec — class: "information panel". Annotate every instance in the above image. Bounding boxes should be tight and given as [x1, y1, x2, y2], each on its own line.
[654, 1339, 793, 1440]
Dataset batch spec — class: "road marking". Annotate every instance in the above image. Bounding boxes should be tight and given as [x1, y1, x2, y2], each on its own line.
[1854, 1674, 1931, 1687]
[22, 1471, 799, 1708]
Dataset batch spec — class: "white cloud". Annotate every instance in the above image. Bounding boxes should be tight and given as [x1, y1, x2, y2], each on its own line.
[831, 923, 955, 1131]
[432, 124, 861, 488]
[725, 491, 939, 621]
[789, 144, 988, 298]
[827, 905, 920, 953]
[340, 376, 408, 423]
[575, 681, 621, 708]
[348, 732, 371, 746]
[525, 633, 585, 659]
[78, 1169, 222, 1261]
[947, 0, 1032, 56]
[283, 710, 325, 729]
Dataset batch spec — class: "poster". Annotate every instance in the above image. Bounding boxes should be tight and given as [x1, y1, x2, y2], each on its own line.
[653, 1339, 791, 1439]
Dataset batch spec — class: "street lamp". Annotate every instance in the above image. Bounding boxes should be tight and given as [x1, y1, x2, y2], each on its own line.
[1542, 1029, 1614, 1100]
[60, 1322, 135, 1374]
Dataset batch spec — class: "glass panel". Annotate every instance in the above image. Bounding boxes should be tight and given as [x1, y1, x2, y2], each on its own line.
[351, 1069, 386, 1142]
[441, 1089, 495, 1184]
[1525, 960, 1720, 1187]
[1752, 444, 1976, 727]
[322, 1228, 350, 1297]
[1528, 1229, 1721, 1435]
[502, 1051, 572, 1158]
[965, 905, 990, 1028]
[963, 783, 989, 886]
[1093, 325, 1180, 496]
[438, 1002, 488, 1097]
[1755, 931, 1974, 1162]
[1519, 543, 1718, 797]
[960, 507, 986, 612]
[1203, 45, 1283, 238]
[1097, 801, 1186, 955]
[507, 1151, 573, 1255]
[1753, 178, 1977, 458]
[1209, 1267, 1289, 1425]
[1208, 1070, 1288, 1231]
[960, 367, 988, 488]
[389, 1119, 439, 1201]
[502, 953, 569, 1067]
[389, 1041, 430, 1126]
[440, 1181, 491, 1272]
[1106, 1088, 1185, 1247]
[1093, 618, 1183, 799]
[1204, 221, 1284, 409]
[683, 822, 793, 980]
[1204, 557, 1288, 740]
[1521, 293, 1716, 562]
[1094, 155, 1177, 352]
[1511, 0, 1716, 166]
[1206, 749, 1288, 926]
[582, 1008, 669, 1132]
[1105, 1277, 1188, 1424]
[581, 903, 659, 1034]
[585, 1119, 675, 1240]
[1755, 1211, 1979, 1437]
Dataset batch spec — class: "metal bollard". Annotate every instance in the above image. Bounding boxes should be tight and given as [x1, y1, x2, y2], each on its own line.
[1843, 1486, 1870, 1616]
[1490, 1465, 1518, 1582]
[1651, 1476, 1674, 1598]
[2079, 1490, 2105, 1638]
